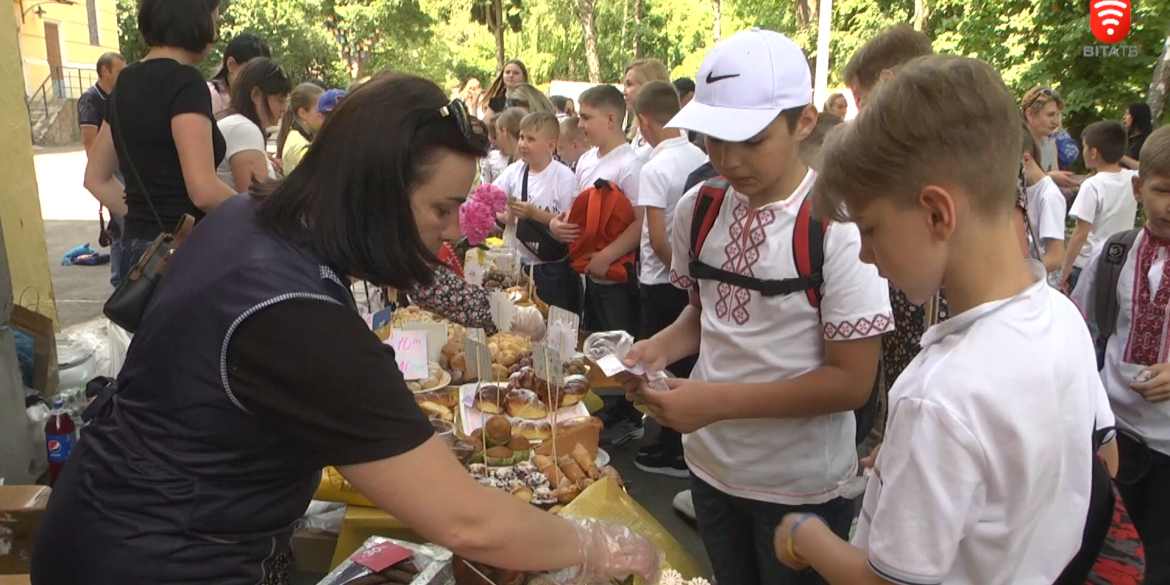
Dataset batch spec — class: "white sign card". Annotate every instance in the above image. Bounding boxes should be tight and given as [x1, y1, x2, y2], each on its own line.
[468, 328, 487, 345]
[463, 338, 493, 381]
[546, 306, 579, 357]
[402, 322, 447, 361]
[533, 343, 563, 386]
[489, 291, 513, 333]
[386, 330, 428, 380]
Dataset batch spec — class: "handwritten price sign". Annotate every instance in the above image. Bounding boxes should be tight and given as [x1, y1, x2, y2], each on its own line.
[387, 330, 429, 380]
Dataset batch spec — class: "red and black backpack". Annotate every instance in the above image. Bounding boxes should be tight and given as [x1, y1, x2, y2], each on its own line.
[686, 176, 878, 445]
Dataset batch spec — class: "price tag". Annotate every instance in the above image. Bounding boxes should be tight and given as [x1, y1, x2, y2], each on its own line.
[353, 541, 413, 572]
[546, 306, 580, 357]
[489, 291, 513, 333]
[402, 322, 446, 361]
[468, 328, 487, 345]
[533, 343, 563, 386]
[386, 330, 428, 380]
[463, 338, 493, 381]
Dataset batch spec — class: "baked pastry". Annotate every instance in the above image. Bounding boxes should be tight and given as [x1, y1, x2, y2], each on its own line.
[506, 388, 548, 420]
[561, 374, 590, 407]
[475, 385, 506, 414]
[414, 391, 457, 409]
[484, 446, 514, 466]
[512, 419, 552, 442]
[534, 416, 603, 459]
[484, 415, 513, 447]
[418, 401, 453, 422]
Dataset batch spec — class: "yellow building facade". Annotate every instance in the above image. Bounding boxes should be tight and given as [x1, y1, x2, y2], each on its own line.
[12, 0, 120, 96]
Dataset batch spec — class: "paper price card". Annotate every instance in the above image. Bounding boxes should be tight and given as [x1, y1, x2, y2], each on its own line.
[402, 322, 446, 361]
[546, 306, 580, 357]
[387, 330, 428, 380]
[533, 343, 563, 385]
[463, 338, 493, 381]
[468, 328, 488, 345]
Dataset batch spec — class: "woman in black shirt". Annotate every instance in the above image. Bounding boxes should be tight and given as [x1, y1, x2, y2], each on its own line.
[1122, 102, 1153, 169]
[83, 0, 236, 286]
[34, 74, 660, 585]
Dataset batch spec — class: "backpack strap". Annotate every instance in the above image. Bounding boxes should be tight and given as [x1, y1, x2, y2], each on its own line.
[1095, 228, 1141, 345]
[689, 178, 731, 261]
[793, 195, 828, 308]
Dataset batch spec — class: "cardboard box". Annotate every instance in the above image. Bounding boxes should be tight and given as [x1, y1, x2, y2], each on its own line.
[291, 530, 338, 575]
[0, 575, 31, 585]
[0, 486, 50, 575]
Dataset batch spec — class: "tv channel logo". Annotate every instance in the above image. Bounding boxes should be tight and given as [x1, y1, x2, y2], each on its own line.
[1091, 0, 1131, 44]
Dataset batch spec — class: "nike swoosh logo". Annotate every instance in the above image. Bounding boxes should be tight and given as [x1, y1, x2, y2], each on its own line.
[706, 72, 740, 83]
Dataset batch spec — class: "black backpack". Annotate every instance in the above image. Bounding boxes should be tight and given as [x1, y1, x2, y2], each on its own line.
[683, 172, 880, 446]
[1092, 228, 1142, 369]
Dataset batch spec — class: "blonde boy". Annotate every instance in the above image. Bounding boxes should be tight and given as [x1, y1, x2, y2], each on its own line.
[775, 54, 1110, 585]
[557, 116, 589, 170]
[1021, 127, 1067, 276]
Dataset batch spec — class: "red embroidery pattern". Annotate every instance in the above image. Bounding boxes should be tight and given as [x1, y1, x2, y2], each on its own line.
[1123, 230, 1170, 366]
[824, 314, 894, 340]
[670, 270, 695, 289]
[713, 202, 776, 325]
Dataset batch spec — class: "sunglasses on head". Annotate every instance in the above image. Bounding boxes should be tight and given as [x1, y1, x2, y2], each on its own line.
[1024, 87, 1059, 111]
[506, 97, 530, 108]
[420, 98, 484, 144]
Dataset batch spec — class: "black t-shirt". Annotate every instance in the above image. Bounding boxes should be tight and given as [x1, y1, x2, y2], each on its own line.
[108, 59, 227, 241]
[77, 84, 108, 128]
[226, 298, 434, 467]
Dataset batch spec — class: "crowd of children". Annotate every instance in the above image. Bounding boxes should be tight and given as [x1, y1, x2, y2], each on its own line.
[466, 21, 1167, 584]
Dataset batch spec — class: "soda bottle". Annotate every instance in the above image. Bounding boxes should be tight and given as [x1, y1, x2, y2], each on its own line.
[45, 398, 76, 487]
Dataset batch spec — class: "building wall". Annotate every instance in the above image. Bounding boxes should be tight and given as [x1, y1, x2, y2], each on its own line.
[13, 0, 119, 96]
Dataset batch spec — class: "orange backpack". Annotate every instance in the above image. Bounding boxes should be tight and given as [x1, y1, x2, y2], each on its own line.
[567, 179, 636, 283]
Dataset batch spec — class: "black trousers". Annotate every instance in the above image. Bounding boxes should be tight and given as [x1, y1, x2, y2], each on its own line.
[1116, 433, 1170, 583]
[639, 282, 696, 454]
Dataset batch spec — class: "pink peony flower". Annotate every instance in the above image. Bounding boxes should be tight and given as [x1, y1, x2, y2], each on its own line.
[472, 183, 508, 214]
[460, 199, 496, 246]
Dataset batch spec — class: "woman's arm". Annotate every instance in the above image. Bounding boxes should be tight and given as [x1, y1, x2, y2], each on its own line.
[228, 149, 270, 193]
[82, 124, 128, 217]
[340, 438, 582, 570]
[408, 266, 499, 334]
[173, 113, 237, 212]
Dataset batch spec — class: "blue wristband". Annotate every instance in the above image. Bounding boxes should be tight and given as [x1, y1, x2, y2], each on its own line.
[788, 514, 828, 563]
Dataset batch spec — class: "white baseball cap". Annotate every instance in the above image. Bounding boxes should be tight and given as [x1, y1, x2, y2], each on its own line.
[667, 28, 813, 142]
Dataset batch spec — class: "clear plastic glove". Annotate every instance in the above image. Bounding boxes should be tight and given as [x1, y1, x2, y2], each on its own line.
[529, 518, 662, 585]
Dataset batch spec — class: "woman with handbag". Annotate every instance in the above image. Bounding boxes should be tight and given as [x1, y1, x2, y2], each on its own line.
[83, 0, 235, 287]
[32, 74, 661, 585]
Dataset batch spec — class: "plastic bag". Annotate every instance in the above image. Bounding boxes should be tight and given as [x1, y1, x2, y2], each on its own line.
[26, 402, 49, 477]
[106, 320, 133, 378]
[303, 500, 347, 535]
[582, 331, 635, 362]
[317, 536, 452, 585]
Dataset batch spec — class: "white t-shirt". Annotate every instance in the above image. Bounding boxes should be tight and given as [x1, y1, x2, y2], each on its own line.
[668, 169, 894, 504]
[480, 149, 509, 185]
[631, 131, 653, 162]
[638, 137, 707, 285]
[1073, 230, 1170, 457]
[1069, 169, 1138, 268]
[574, 144, 643, 205]
[216, 113, 276, 190]
[854, 261, 1108, 584]
[1026, 176, 1067, 246]
[494, 160, 577, 265]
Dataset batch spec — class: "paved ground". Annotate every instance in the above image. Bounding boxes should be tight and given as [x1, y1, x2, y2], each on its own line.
[34, 146, 713, 578]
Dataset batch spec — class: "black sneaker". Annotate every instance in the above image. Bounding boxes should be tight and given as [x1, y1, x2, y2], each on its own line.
[637, 441, 666, 457]
[634, 450, 690, 478]
[601, 419, 645, 446]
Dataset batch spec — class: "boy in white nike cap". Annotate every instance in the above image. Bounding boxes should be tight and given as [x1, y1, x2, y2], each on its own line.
[620, 28, 891, 584]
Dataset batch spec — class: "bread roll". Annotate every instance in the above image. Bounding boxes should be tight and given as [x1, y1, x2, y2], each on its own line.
[506, 388, 549, 420]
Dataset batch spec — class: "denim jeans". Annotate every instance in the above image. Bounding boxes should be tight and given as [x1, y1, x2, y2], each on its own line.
[1068, 265, 1084, 293]
[691, 475, 854, 585]
[110, 237, 155, 288]
[584, 278, 639, 335]
[530, 260, 581, 315]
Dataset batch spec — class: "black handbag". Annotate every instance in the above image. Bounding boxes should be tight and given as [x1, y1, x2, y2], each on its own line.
[515, 165, 570, 262]
[103, 90, 195, 333]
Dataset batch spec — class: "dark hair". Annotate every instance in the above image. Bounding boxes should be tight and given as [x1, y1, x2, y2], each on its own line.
[578, 84, 626, 118]
[485, 59, 530, 100]
[256, 74, 489, 289]
[844, 23, 933, 91]
[673, 77, 696, 96]
[96, 52, 124, 75]
[212, 33, 271, 83]
[633, 80, 681, 125]
[1128, 103, 1153, 138]
[138, 0, 220, 54]
[1020, 122, 1042, 160]
[1082, 121, 1128, 164]
[222, 58, 291, 131]
[277, 82, 325, 155]
[550, 95, 569, 112]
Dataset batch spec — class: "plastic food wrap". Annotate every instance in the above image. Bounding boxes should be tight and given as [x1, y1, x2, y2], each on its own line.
[582, 331, 635, 362]
[510, 306, 546, 341]
[316, 536, 452, 585]
[561, 478, 703, 582]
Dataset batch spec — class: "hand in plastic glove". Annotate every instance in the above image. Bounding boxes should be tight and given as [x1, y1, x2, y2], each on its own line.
[530, 519, 662, 585]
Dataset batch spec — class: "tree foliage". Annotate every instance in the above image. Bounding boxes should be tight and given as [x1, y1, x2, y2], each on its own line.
[114, 0, 1169, 128]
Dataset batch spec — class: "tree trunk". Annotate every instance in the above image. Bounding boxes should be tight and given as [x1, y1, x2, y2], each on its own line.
[795, 0, 810, 29]
[912, 0, 929, 32]
[493, 0, 506, 73]
[578, 0, 601, 82]
[1151, 32, 1170, 123]
[634, 0, 643, 57]
[620, 0, 628, 56]
[712, 0, 721, 42]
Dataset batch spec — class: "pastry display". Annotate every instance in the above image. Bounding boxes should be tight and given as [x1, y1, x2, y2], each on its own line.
[561, 374, 589, 407]
[388, 306, 466, 346]
[563, 356, 588, 377]
[475, 385, 506, 414]
[506, 388, 549, 420]
[413, 389, 457, 421]
[533, 416, 603, 460]
[511, 419, 552, 441]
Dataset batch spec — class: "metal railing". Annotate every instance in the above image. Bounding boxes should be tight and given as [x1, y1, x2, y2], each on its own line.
[26, 66, 98, 128]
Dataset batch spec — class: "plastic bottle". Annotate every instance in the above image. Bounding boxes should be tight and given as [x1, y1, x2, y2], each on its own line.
[45, 398, 76, 487]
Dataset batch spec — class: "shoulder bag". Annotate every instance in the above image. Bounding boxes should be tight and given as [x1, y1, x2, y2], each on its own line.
[515, 164, 570, 262]
[103, 89, 195, 333]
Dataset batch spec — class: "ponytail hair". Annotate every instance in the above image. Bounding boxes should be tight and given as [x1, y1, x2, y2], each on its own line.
[277, 82, 325, 155]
